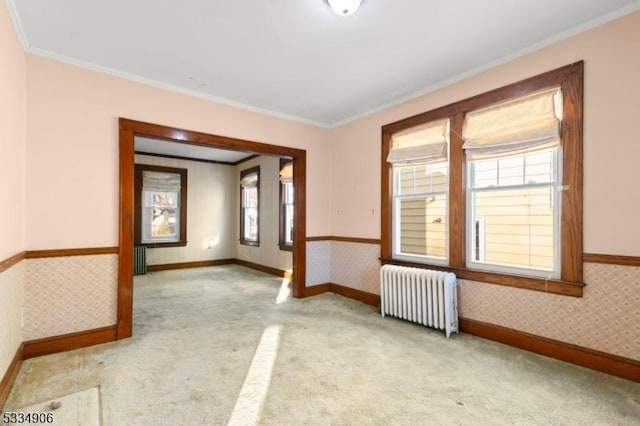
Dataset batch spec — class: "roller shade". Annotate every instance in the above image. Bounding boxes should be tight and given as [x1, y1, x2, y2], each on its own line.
[240, 172, 258, 188]
[463, 88, 562, 158]
[280, 162, 293, 183]
[142, 171, 181, 191]
[387, 118, 449, 165]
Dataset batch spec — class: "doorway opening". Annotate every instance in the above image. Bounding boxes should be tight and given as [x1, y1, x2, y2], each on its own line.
[118, 118, 307, 339]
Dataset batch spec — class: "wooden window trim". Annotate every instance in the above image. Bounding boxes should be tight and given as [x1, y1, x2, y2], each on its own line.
[134, 164, 188, 248]
[279, 158, 293, 251]
[240, 165, 260, 247]
[381, 62, 584, 297]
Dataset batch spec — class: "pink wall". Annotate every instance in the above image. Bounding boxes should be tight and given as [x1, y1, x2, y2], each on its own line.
[25, 56, 332, 249]
[0, 1, 26, 259]
[329, 10, 640, 257]
[0, 0, 26, 391]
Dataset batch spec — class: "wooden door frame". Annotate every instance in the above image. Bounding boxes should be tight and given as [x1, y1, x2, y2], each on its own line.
[118, 118, 307, 339]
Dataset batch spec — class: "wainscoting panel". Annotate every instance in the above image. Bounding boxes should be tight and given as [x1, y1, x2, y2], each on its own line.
[0, 261, 24, 393]
[330, 241, 380, 295]
[306, 241, 330, 286]
[458, 263, 640, 361]
[24, 255, 118, 340]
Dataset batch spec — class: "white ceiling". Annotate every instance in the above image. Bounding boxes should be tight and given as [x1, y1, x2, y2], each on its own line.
[135, 137, 254, 163]
[7, 0, 640, 127]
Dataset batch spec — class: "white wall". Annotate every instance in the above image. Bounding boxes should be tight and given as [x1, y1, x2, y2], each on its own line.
[235, 156, 293, 272]
[135, 154, 236, 265]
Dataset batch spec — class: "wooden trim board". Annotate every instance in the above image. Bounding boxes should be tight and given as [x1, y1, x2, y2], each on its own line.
[147, 259, 235, 272]
[583, 253, 640, 267]
[302, 283, 380, 307]
[23, 326, 117, 360]
[0, 344, 23, 410]
[459, 318, 640, 383]
[143, 258, 292, 278]
[25, 247, 119, 258]
[0, 252, 25, 274]
[234, 259, 292, 279]
[302, 284, 331, 297]
[306, 236, 381, 245]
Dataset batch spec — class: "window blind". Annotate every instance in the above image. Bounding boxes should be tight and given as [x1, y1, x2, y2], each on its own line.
[240, 172, 258, 188]
[279, 163, 293, 183]
[142, 171, 181, 191]
[463, 88, 562, 159]
[387, 119, 449, 165]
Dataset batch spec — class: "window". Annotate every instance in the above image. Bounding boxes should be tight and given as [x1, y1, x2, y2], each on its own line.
[240, 166, 260, 246]
[381, 62, 584, 296]
[388, 119, 449, 263]
[279, 159, 294, 251]
[464, 87, 562, 278]
[467, 147, 559, 277]
[134, 164, 187, 247]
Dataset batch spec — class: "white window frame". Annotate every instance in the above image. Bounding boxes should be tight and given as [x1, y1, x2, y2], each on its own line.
[392, 161, 449, 265]
[141, 189, 181, 244]
[240, 166, 260, 246]
[465, 147, 562, 279]
[282, 181, 294, 246]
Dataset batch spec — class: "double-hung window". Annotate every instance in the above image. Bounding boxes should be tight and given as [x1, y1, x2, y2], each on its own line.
[464, 88, 562, 278]
[240, 166, 260, 246]
[381, 62, 584, 296]
[388, 119, 449, 263]
[134, 164, 187, 247]
[279, 160, 294, 250]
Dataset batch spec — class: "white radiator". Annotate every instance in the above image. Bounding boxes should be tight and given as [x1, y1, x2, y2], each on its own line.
[380, 264, 458, 338]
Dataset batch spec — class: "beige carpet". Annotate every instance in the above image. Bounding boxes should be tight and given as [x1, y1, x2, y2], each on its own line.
[6, 265, 640, 425]
[16, 387, 101, 426]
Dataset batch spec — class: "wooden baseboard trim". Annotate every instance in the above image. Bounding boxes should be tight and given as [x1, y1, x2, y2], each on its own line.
[23, 325, 117, 360]
[302, 284, 331, 297]
[145, 258, 293, 279]
[459, 317, 640, 382]
[0, 344, 24, 410]
[234, 259, 291, 278]
[329, 283, 380, 307]
[147, 259, 235, 272]
[302, 283, 380, 307]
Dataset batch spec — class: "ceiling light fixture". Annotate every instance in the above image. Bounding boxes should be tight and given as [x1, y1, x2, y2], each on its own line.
[327, 0, 364, 16]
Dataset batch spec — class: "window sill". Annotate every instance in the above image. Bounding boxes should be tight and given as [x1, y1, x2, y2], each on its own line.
[240, 240, 260, 247]
[380, 258, 584, 297]
[279, 243, 293, 252]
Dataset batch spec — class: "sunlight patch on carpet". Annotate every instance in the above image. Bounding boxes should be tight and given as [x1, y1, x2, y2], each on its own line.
[275, 278, 291, 304]
[17, 387, 101, 426]
[228, 325, 281, 426]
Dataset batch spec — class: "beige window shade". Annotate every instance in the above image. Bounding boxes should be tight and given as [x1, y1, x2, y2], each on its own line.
[279, 162, 293, 183]
[240, 172, 258, 188]
[142, 171, 181, 191]
[387, 118, 449, 165]
[463, 88, 562, 158]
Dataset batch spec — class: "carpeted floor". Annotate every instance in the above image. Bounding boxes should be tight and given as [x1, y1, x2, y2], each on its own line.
[6, 265, 640, 425]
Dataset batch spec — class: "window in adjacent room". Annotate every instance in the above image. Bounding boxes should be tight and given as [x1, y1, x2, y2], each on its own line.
[134, 164, 187, 247]
[240, 166, 260, 246]
[279, 159, 294, 251]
